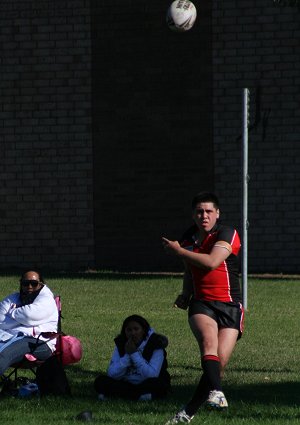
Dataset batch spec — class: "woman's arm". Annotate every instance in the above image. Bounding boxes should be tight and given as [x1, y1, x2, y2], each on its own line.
[130, 349, 164, 379]
[107, 347, 132, 380]
[0, 295, 20, 329]
[9, 290, 57, 326]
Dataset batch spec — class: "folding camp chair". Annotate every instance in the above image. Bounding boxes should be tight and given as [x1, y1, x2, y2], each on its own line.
[1, 295, 62, 385]
[1, 294, 82, 395]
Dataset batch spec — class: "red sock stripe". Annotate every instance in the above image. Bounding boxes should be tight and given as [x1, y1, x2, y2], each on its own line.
[203, 354, 220, 362]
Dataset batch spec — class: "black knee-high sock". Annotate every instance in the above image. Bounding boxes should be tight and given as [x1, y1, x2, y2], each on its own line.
[185, 355, 222, 417]
[185, 373, 211, 417]
[201, 354, 222, 391]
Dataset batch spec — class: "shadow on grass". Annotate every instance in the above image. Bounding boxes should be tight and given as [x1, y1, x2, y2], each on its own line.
[63, 380, 300, 423]
[166, 380, 300, 408]
[227, 380, 300, 406]
[67, 363, 300, 411]
[5, 367, 300, 423]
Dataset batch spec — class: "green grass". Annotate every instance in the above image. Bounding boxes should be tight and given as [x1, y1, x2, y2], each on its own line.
[1, 273, 300, 424]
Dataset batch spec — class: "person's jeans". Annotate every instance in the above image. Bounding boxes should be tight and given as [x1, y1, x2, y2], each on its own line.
[0, 336, 52, 376]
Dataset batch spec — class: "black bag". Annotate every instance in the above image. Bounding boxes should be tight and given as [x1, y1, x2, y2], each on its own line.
[36, 355, 71, 396]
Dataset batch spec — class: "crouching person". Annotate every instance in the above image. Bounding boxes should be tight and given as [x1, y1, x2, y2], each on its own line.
[94, 315, 171, 401]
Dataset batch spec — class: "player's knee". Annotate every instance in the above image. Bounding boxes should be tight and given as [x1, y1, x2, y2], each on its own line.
[201, 338, 218, 355]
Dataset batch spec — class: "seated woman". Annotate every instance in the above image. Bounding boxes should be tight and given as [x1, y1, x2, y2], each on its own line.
[94, 314, 171, 401]
[0, 270, 58, 376]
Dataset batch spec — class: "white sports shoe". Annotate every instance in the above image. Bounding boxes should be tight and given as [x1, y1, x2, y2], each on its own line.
[165, 409, 194, 424]
[207, 390, 228, 409]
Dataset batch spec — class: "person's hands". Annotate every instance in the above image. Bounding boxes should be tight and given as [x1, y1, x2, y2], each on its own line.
[162, 237, 182, 256]
[125, 337, 137, 354]
[8, 303, 17, 315]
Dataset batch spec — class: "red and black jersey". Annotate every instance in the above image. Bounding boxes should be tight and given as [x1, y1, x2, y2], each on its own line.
[180, 223, 242, 303]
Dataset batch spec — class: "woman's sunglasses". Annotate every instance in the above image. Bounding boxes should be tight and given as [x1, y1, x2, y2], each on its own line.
[20, 280, 40, 288]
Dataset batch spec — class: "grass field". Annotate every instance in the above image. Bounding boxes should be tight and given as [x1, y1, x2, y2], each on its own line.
[1, 272, 300, 424]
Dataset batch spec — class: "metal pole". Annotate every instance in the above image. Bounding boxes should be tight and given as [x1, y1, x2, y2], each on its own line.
[242, 88, 249, 310]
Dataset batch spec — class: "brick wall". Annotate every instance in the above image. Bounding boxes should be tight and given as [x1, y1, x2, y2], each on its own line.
[212, 0, 300, 273]
[0, 0, 94, 270]
[91, 0, 214, 271]
[2, 1, 299, 273]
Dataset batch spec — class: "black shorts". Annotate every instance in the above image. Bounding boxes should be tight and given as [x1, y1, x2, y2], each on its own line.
[188, 298, 244, 338]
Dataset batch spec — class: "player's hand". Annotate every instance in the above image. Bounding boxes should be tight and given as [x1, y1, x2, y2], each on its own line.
[162, 237, 182, 256]
[173, 293, 190, 310]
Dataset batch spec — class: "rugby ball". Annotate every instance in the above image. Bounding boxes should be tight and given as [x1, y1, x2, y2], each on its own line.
[166, 0, 197, 32]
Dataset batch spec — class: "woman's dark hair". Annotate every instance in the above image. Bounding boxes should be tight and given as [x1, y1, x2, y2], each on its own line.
[120, 315, 150, 341]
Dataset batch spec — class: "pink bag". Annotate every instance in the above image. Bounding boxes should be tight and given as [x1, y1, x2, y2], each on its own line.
[58, 335, 83, 366]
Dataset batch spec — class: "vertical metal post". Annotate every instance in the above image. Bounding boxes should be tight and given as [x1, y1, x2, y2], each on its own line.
[242, 88, 249, 310]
